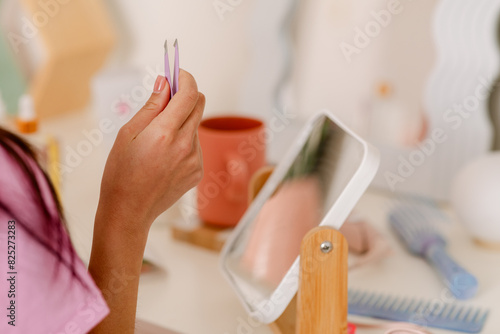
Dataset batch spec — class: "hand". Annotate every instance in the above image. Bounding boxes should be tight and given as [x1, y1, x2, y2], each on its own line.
[97, 70, 205, 234]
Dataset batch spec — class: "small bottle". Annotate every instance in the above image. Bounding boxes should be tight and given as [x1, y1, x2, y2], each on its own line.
[369, 82, 426, 148]
[16, 94, 38, 134]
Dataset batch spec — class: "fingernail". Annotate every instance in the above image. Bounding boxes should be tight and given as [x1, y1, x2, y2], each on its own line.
[153, 75, 165, 93]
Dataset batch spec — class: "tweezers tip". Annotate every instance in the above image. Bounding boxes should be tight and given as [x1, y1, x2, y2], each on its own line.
[164, 39, 168, 52]
[174, 39, 178, 47]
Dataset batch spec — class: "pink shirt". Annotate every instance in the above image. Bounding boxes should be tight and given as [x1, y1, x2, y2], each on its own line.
[0, 145, 109, 333]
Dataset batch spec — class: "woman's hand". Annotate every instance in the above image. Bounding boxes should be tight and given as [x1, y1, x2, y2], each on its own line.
[97, 70, 205, 234]
[89, 70, 205, 334]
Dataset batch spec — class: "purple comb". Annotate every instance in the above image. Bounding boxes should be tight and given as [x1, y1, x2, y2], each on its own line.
[389, 203, 478, 300]
[348, 289, 489, 333]
[164, 39, 180, 97]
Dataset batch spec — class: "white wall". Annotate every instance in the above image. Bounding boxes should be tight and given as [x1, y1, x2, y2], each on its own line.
[105, 0, 437, 129]
[293, 0, 437, 128]
[105, 0, 254, 119]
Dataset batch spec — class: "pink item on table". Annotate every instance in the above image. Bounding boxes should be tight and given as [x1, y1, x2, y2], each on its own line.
[339, 217, 392, 269]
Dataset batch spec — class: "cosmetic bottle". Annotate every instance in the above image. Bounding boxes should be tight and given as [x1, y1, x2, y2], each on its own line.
[16, 94, 38, 134]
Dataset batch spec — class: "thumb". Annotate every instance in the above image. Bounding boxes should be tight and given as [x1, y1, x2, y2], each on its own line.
[127, 75, 171, 135]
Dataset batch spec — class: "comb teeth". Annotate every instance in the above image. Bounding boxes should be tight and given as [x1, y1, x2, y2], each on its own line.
[348, 289, 489, 333]
[389, 203, 446, 255]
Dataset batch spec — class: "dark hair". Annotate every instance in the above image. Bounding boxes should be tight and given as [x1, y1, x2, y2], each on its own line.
[0, 127, 85, 288]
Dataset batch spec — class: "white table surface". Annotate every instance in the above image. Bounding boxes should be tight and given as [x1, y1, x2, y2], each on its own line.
[36, 110, 500, 334]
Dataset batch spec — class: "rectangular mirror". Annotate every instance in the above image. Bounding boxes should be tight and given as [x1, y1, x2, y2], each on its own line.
[220, 110, 380, 323]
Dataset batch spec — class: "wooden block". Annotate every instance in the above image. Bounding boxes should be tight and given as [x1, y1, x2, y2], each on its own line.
[171, 224, 232, 252]
[20, 0, 116, 118]
[296, 226, 349, 334]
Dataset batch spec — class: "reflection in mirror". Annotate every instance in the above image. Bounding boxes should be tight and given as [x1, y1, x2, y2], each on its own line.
[223, 115, 365, 308]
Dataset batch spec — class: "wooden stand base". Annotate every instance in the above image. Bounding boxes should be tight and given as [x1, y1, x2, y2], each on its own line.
[171, 224, 232, 252]
[272, 226, 349, 334]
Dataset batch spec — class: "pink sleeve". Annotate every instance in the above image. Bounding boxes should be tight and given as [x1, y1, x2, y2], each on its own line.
[0, 146, 109, 333]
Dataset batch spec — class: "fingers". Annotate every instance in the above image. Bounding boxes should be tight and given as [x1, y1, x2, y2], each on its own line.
[180, 93, 205, 138]
[126, 76, 171, 138]
[155, 70, 199, 129]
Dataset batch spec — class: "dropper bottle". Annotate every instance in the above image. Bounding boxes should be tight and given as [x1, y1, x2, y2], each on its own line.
[16, 94, 38, 134]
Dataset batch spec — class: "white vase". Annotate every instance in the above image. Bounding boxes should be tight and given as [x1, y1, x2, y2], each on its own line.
[451, 152, 500, 249]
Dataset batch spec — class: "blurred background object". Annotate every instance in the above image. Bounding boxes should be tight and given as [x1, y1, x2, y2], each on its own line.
[362, 82, 428, 148]
[0, 0, 27, 115]
[451, 152, 500, 249]
[238, 0, 298, 120]
[20, 0, 116, 118]
[0, 0, 116, 118]
[367, 0, 499, 200]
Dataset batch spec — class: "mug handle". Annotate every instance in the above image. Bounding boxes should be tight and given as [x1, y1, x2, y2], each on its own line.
[225, 154, 249, 202]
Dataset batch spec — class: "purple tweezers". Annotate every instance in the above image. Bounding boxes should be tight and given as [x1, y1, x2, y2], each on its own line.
[164, 39, 179, 97]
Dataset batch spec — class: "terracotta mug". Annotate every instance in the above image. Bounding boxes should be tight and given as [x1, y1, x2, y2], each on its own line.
[198, 116, 266, 227]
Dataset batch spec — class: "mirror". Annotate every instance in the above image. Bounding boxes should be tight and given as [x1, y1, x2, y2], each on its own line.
[221, 110, 380, 323]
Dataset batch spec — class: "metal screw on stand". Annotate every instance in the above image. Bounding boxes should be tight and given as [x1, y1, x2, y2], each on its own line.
[320, 241, 333, 254]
